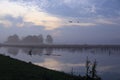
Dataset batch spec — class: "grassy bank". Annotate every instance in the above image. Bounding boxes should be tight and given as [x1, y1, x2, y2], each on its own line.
[0, 54, 82, 80]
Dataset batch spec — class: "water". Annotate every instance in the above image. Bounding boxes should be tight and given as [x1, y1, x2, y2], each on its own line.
[0, 47, 120, 80]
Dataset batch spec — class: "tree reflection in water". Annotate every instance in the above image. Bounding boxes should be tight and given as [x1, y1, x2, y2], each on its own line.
[4, 47, 120, 57]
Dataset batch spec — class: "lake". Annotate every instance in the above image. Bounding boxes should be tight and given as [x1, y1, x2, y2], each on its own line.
[0, 47, 120, 80]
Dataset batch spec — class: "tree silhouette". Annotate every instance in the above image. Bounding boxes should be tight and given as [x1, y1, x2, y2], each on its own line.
[86, 57, 91, 77]
[5, 34, 53, 44]
[6, 34, 20, 43]
[45, 35, 53, 44]
[22, 35, 41, 44]
[38, 34, 44, 44]
[90, 60, 98, 79]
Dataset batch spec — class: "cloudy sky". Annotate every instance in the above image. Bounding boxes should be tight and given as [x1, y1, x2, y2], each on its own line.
[0, 0, 120, 44]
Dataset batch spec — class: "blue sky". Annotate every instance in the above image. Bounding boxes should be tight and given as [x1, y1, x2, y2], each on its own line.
[0, 0, 120, 44]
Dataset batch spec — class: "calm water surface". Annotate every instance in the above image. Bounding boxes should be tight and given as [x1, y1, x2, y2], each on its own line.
[0, 47, 120, 80]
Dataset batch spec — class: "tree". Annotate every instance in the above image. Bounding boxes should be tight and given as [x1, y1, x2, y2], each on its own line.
[85, 58, 101, 80]
[38, 34, 44, 44]
[86, 57, 91, 77]
[22, 35, 33, 43]
[22, 35, 40, 44]
[45, 35, 53, 44]
[91, 60, 97, 78]
[6, 34, 20, 43]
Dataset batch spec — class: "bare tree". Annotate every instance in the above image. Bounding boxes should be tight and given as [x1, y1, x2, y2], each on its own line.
[91, 60, 97, 78]
[86, 57, 91, 77]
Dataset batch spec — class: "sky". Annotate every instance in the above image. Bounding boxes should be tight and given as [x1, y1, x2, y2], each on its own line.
[0, 0, 120, 44]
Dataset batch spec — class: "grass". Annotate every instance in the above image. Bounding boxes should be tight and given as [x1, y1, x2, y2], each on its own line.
[0, 54, 82, 80]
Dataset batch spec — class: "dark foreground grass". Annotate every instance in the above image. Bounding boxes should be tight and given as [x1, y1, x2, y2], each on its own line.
[0, 54, 82, 80]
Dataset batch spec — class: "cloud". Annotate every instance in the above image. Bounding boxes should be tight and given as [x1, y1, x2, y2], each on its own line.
[95, 18, 118, 25]
[0, 0, 120, 31]
[11, 0, 97, 17]
[16, 23, 25, 27]
[52, 30, 62, 37]
[9, 0, 120, 18]
[23, 8, 62, 30]
[64, 22, 96, 27]
[0, 0, 62, 30]
[0, 0, 97, 30]
[98, 65, 117, 72]
[0, 19, 12, 27]
[0, 0, 28, 17]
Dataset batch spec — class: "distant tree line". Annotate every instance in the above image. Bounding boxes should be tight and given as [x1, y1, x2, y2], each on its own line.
[5, 34, 53, 44]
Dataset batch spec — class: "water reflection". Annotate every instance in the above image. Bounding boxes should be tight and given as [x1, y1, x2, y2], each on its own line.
[0, 47, 120, 80]
[3, 47, 120, 56]
[7, 47, 19, 56]
[22, 48, 44, 56]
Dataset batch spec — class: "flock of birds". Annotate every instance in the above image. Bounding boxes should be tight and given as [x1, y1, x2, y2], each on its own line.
[68, 21, 80, 23]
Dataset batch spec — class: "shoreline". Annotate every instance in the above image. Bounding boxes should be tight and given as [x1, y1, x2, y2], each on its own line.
[1, 43, 120, 48]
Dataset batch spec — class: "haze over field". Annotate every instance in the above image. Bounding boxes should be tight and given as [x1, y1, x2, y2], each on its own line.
[0, 0, 120, 44]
